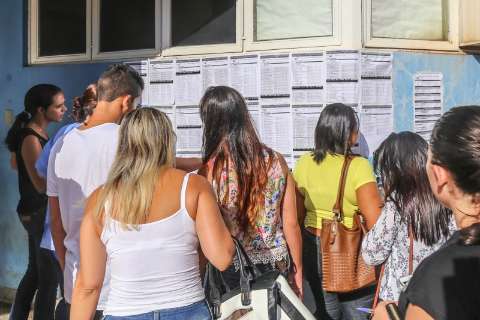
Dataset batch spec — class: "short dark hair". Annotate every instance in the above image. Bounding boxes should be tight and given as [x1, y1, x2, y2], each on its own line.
[313, 103, 358, 163]
[97, 64, 144, 102]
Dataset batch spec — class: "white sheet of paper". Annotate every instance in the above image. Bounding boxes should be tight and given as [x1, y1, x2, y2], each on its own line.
[291, 53, 324, 87]
[262, 105, 292, 155]
[127, 60, 149, 106]
[175, 59, 202, 106]
[326, 50, 359, 81]
[247, 100, 262, 137]
[260, 54, 291, 99]
[230, 55, 259, 99]
[360, 105, 393, 156]
[175, 106, 201, 127]
[177, 151, 203, 159]
[326, 82, 359, 104]
[176, 127, 203, 151]
[413, 72, 443, 139]
[149, 60, 174, 106]
[292, 105, 322, 150]
[361, 52, 392, 78]
[202, 57, 229, 91]
[361, 79, 392, 105]
[291, 53, 324, 105]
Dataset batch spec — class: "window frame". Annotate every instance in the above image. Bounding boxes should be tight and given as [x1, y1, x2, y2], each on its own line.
[243, 0, 341, 51]
[363, 0, 459, 51]
[91, 0, 162, 61]
[29, 0, 92, 64]
[161, 0, 244, 56]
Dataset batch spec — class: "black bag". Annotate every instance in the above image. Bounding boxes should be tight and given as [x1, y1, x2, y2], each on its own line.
[204, 238, 315, 320]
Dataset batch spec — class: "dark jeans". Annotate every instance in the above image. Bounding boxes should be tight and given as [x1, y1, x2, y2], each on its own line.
[303, 230, 375, 320]
[11, 210, 60, 320]
[66, 303, 103, 320]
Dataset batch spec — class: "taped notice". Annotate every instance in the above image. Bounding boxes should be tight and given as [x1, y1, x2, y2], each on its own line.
[175, 59, 202, 106]
[149, 60, 174, 106]
[413, 72, 443, 141]
[202, 57, 229, 91]
[326, 50, 360, 104]
[361, 52, 393, 106]
[230, 55, 259, 99]
[262, 105, 292, 155]
[260, 54, 291, 104]
[291, 53, 324, 105]
[176, 106, 202, 152]
[360, 105, 393, 157]
[126, 60, 149, 106]
[292, 105, 322, 151]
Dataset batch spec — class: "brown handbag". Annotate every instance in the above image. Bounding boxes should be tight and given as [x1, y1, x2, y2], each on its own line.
[320, 155, 377, 292]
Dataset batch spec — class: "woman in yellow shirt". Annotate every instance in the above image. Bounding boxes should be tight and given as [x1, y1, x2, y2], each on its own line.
[293, 103, 382, 320]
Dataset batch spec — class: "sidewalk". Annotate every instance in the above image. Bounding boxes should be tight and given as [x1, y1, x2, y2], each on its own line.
[0, 303, 33, 320]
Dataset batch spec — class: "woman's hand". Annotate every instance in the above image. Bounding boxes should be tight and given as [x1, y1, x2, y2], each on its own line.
[289, 267, 304, 300]
[372, 301, 396, 320]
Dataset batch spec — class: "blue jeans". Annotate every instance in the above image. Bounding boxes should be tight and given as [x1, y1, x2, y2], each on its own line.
[103, 300, 212, 320]
[303, 230, 375, 320]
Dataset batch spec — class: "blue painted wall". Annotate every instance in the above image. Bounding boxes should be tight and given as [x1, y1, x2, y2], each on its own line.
[393, 52, 480, 132]
[0, 0, 107, 290]
[1, 0, 480, 294]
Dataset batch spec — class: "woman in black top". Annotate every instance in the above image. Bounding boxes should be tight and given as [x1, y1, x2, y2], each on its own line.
[373, 106, 480, 320]
[5, 84, 66, 320]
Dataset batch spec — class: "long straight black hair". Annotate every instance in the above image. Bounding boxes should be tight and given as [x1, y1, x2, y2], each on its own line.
[313, 103, 358, 163]
[200, 86, 275, 231]
[430, 106, 480, 246]
[374, 132, 451, 245]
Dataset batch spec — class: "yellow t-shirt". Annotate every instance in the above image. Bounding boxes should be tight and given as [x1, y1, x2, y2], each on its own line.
[293, 152, 376, 229]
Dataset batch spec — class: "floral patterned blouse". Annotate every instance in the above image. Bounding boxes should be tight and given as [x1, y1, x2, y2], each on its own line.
[361, 201, 457, 301]
[208, 152, 289, 266]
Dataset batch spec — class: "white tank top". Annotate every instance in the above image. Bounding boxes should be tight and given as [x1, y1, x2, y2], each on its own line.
[100, 173, 205, 316]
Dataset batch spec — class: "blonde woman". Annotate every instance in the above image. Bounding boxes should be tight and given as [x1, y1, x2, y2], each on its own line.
[70, 108, 235, 320]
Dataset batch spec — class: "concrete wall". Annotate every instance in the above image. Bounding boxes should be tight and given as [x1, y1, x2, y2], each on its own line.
[0, 0, 107, 295]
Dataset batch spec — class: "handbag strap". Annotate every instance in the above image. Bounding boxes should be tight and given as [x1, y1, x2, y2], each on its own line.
[372, 264, 385, 309]
[408, 223, 414, 275]
[332, 155, 354, 222]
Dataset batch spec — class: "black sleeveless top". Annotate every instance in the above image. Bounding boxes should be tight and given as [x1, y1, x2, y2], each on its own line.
[398, 230, 480, 319]
[16, 127, 48, 214]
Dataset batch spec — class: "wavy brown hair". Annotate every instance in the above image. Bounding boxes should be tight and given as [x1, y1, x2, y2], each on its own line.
[200, 86, 275, 232]
[72, 84, 97, 122]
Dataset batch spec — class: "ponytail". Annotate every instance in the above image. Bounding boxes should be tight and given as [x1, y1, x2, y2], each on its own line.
[4, 84, 62, 152]
[5, 111, 31, 152]
[430, 106, 480, 246]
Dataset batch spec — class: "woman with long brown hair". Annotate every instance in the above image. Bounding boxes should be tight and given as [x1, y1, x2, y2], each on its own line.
[198, 86, 303, 297]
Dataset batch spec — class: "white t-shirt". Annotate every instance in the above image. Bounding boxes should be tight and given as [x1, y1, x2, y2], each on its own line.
[47, 123, 119, 308]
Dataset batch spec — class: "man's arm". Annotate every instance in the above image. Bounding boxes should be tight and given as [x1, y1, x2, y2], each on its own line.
[175, 157, 202, 172]
[49, 196, 66, 270]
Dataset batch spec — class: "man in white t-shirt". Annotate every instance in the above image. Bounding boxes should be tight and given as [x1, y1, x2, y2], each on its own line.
[47, 64, 144, 319]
